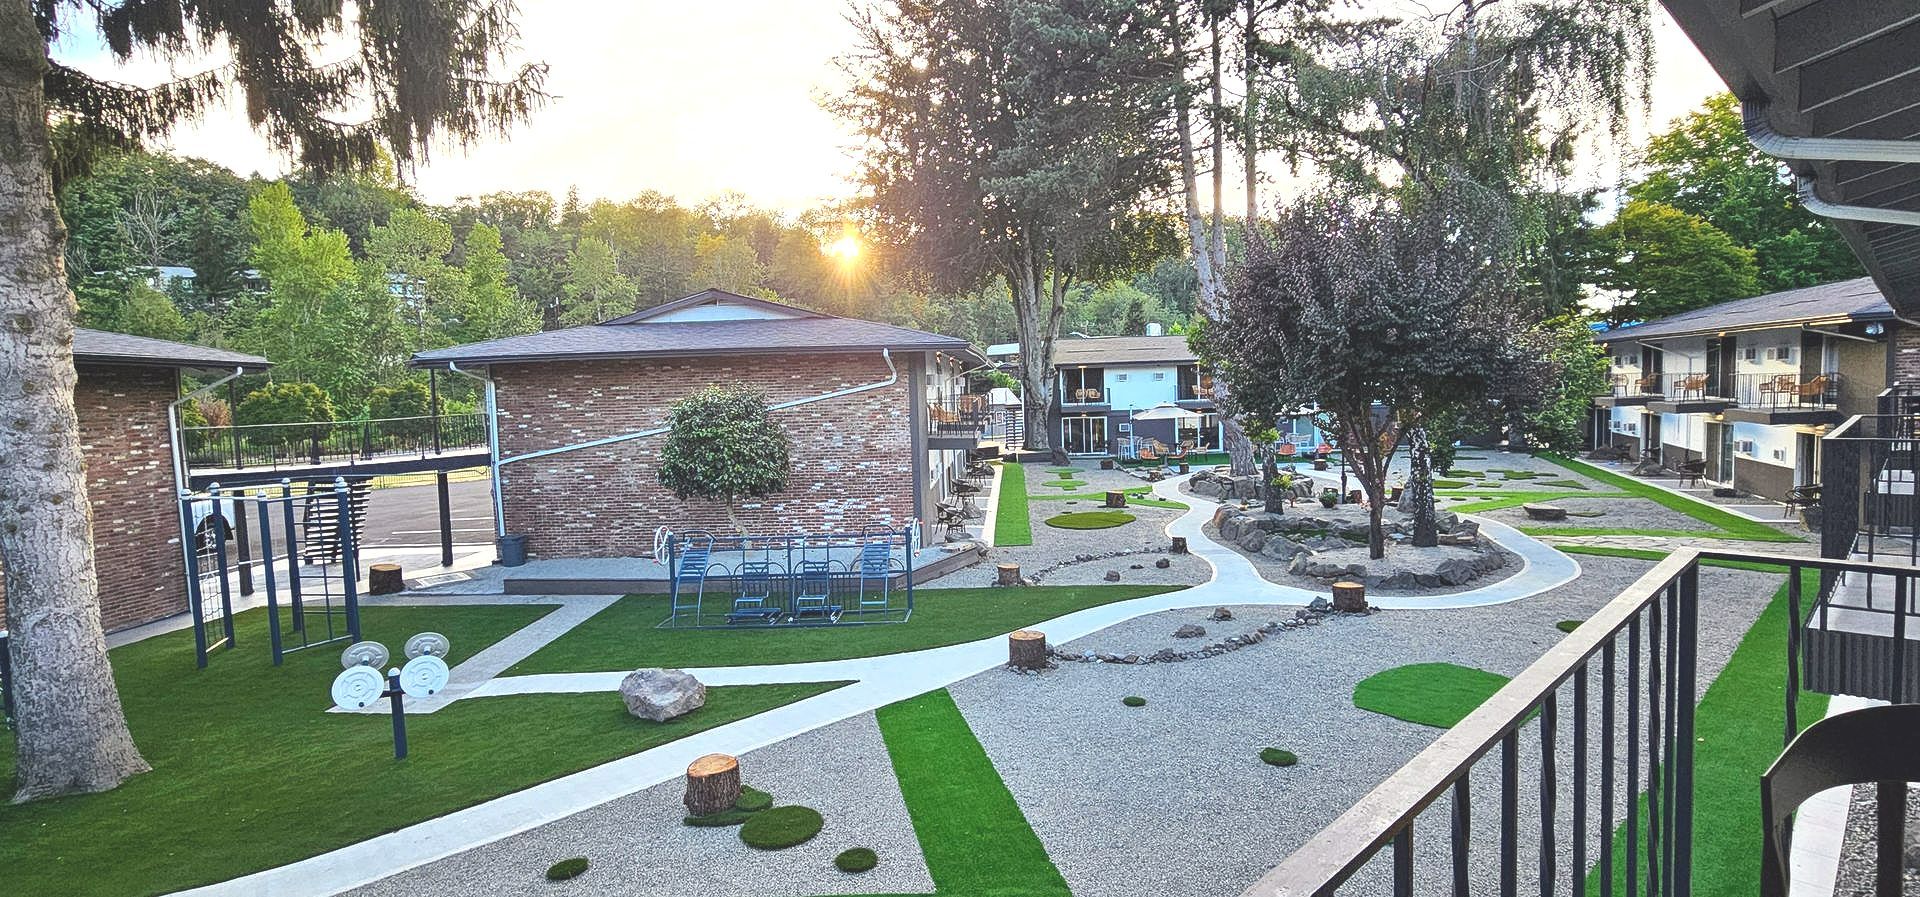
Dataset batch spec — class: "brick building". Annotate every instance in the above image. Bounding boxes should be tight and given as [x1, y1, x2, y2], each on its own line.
[412, 290, 988, 559]
[0, 330, 268, 632]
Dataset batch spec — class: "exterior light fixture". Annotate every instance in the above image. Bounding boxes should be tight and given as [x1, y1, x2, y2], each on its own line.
[1865, 322, 1886, 336]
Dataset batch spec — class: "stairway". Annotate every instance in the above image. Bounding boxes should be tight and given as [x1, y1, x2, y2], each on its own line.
[300, 478, 371, 563]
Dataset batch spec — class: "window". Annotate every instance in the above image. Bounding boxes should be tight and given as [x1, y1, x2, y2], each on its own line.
[1742, 346, 1760, 362]
[1060, 366, 1105, 403]
[1060, 413, 1109, 455]
[1115, 373, 1129, 382]
[1780, 346, 1795, 364]
[1153, 372, 1166, 381]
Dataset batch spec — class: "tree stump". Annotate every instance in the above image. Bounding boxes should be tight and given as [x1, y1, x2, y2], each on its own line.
[368, 563, 404, 595]
[1100, 458, 1115, 470]
[1332, 581, 1368, 613]
[1171, 536, 1188, 554]
[683, 753, 742, 817]
[1179, 461, 1191, 474]
[996, 563, 1023, 587]
[1105, 490, 1127, 509]
[1009, 629, 1048, 669]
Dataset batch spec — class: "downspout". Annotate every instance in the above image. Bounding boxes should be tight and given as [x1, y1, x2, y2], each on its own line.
[1794, 178, 1920, 228]
[1744, 101, 1920, 164]
[169, 367, 245, 603]
[445, 361, 506, 540]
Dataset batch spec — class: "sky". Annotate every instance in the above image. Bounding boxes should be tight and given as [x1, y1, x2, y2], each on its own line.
[54, 3, 1735, 218]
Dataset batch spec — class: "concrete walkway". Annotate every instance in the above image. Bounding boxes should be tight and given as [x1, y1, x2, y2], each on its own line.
[166, 472, 1582, 897]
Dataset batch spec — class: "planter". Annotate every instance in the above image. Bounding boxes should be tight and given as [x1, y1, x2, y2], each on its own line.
[1319, 497, 1338, 509]
[1347, 489, 1363, 504]
[1178, 461, 1191, 474]
[1313, 459, 1329, 471]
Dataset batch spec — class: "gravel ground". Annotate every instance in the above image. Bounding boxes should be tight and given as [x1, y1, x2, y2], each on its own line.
[1475, 495, 1708, 532]
[1056, 603, 1308, 658]
[1205, 521, 1519, 597]
[346, 712, 933, 897]
[949, 555, 1783, 897]
[1833, 784, 1919, 896]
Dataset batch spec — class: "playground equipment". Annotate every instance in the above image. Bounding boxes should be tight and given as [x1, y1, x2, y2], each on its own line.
[179, 478, 363, 668]
[662, 526, 915, 629]
[328, 632, 452, 759]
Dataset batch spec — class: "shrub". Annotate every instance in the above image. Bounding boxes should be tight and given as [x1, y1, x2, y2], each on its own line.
[1259, 748, 1299, 767]
[658, 387, 792, 530]
[739, 805, 824, 850]
[1045, 510, 1135, 530]
[1121, 696, 1146, 707]
[1556, 619, 1583, 633]
[237, 381, 336, 449]
[835, 847, 879, 873]
[545, 857, 589, 881]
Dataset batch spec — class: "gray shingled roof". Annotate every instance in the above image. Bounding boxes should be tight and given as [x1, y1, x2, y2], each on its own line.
[1053, 335, 1197, 366]
[1595, 277, 1892, 344]
[73, 328, 269, 370]
[411, 315, 976, 368]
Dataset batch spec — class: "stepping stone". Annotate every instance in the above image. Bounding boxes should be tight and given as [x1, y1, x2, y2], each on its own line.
[1522, 503, 1568, 521]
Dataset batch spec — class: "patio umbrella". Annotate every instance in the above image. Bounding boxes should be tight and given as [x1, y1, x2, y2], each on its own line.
[1131, 402, 1202, 422]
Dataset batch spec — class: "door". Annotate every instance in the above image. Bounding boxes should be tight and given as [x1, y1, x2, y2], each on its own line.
[1644, 413, 1661, 462]
[1705, 338, 1723, 398]
[1061, 414, 1109, 455]
[1715, 422, 1735, 483]
[1796, 432, 1818, 486]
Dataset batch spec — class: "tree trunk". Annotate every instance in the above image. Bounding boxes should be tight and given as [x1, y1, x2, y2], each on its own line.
[0, 2, 151, 802]
[1007, 247, 1058, 456]
[1243, 0, 1260, 227]
[1008, 629, 1047, 670]
[1408, 426, 1438, 548]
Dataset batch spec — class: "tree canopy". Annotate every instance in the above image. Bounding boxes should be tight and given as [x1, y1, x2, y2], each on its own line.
[1592, 199, 1761, 325]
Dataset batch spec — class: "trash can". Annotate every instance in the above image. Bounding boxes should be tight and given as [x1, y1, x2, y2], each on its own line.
[498, 533, 529, 567]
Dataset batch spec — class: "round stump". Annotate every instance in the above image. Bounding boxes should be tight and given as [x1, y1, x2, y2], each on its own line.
[1332, 581, 1368, 613]
[1104, 490, 1127, 509]
[1170, 536, 1188, 554]
[996, 562, 1023, 587]
[368, 563, 404, 596]
[1009, 629, 1048, 670]
[684, 753, 742, 817]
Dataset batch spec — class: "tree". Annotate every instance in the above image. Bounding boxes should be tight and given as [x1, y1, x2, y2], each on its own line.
[1, 0, 544, 802]
[453, 223, 536, 343]
[1592, 199, 1760, 324]
[235, 380, 336, 455]
[1630, 93, 1860, 292]
[559, 237, 638, 326]
[1515, 316, 1610, 450]
[657, 386, 793, 533]
[691, 232, 767, 296]
[1203, 186, 1532, 557]
[835, 0, 1175, 457]
[238, 185, 374, 402]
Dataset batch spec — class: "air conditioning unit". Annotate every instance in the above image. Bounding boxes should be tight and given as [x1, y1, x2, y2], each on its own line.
[1734, 439, 1756, 455]
[1117, 422, 1133, 434]
[1114, 373, 1128, 382]
[1772, 448, 1787, 462]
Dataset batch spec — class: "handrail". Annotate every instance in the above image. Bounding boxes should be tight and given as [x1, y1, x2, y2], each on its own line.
[180, 411, 481, 434]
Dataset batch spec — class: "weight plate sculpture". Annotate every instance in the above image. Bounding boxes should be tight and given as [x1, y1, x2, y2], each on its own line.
[330, 665, 387, 709]
[404, 631, 450, 660]
[399, 654, 450, 698]
[341, 640, 389, 670]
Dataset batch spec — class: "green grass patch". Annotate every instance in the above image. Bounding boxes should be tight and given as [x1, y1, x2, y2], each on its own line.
[1259, 748, 1299, 767]
[1046, 467, 1078, 476]
[1442, 491, 1632, 513]
[1551, 544, 1793, 574]
[0, 605, 844, 897]
[1353, 662, 1514, 729]
[1434, 479, 1471, 489]
[835, 847, 879, 873]
[1537, 478, 1591, 490]
[1122, 695, 1147, 707]
[1444, 469, 1485, 478]
[1474, 481, 1503, 488]
[739, 805, 824, 850]
[1499, 470, 1539, 480]
[1044, 510, 1135, 530]
[877, 689, 1070, 896]
[1590, 570, 1825, 897]
[1556, 619, 1583, 634]
[1030, 485, 1187, 509]
[1540, 454, 1800, 543]
[1521, 526, 1744, 539]
[511, 585, 1174, 674]
[993, 462, 1032, 546]
[1044, 479, 1088, 490]
[546, 857, 589, 881]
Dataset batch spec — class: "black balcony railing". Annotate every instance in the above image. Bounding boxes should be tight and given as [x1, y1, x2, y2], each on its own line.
[1608, 374, 1663, 397]
[1821, 391, 1920, 563]
[1658, 371, 1732, 401]
[1243, 549, 1914, 897]
[1735, 371, 1842, 410]
[181, 412, 488, 472]
[926, 394, 1002, 440]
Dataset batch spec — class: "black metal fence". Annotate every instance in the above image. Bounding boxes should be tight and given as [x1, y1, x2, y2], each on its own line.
[181, 412, 487, 472]
[1240, 549, 1912, 897]
[1819, 391, 1920, 563]
[926, 393, 999, 439]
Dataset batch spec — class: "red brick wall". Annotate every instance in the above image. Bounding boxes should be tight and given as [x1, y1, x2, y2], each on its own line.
[0, 364, 186, 633]
[1892, 322, 1920, 387]
[494, 353, 916, 559]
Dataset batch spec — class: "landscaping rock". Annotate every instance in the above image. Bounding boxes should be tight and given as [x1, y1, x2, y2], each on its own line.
[1173, 624, 1207, 639]
[1155, 558, 1171, 569]
[1239, 531, 1269, 553]
[1521, 503, 1568, 521]
[1262, 536, 1309, 561]
[1103, 570, 1122, 582]
[1211, 606, 1233, 621]
[621, 668, 706, 722]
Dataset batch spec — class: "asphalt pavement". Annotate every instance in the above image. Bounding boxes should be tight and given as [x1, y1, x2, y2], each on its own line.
[360, 478, 496, 547]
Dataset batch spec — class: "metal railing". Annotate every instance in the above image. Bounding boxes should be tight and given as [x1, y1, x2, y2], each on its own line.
[1819, 389, 1920, 563]
[1243, 548, 1914, 897]
[1607, 374, 1663, 397]
[181, 412, 487, 472]
[926, 393, 1001, 439]
[1658, 371, 1731, 401]
[1734, 371, 1842, 410]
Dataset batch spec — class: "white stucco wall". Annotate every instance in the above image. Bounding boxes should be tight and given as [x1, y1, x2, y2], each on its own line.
[1103, 365, 1180, 411]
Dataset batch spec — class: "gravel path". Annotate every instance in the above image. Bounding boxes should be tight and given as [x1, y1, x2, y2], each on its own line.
[345, 712, 933, 897]
[1833, 784, 1919, 896]
[1476, 495, 1709, 532]
[949, 555, 1782, 897]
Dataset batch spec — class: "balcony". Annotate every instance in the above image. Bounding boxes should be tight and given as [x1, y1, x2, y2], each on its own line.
[1722, 372, 1845, 425]
[1593, 373, 1664, 408]
[925, 393, 1004, 450]
[1645, 371, 1734, 414]
[179, 412, 490, 487]
[1246, 548, 1917, 897]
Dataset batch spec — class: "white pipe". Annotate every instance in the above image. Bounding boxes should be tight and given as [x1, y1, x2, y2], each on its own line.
[1796, 177, 1920, 228]
[1744, 101, 1920, 164]
[445, 362, 506, 540]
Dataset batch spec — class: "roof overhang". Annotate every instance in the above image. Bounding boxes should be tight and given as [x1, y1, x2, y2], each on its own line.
[408, 343, 974, 371]
[1658, 0, 1920, 314]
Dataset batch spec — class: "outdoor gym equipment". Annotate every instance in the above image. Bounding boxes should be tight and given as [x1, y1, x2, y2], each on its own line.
[327, 632, 453, 759]
[661, 526, 914, 629]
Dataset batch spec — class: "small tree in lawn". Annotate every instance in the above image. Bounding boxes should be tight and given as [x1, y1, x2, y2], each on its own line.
[657, 387, 792, 533]
[1204, 185, 1533, 558]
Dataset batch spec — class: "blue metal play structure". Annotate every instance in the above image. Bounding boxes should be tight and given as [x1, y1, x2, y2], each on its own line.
[662, 526, 915, 628]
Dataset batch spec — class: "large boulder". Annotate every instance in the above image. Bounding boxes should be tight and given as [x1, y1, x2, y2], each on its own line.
[1238, 531, 1270, 553]
[1262, 536, 1310, 561]
[621, 668, 707, 722]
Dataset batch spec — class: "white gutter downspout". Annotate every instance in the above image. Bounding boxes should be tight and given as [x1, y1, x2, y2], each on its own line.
[1795, 178, 1920, 228]
[1744, 101, 1920, 164]
[169, 367, 245, 595]
[444, 361, 506, 540]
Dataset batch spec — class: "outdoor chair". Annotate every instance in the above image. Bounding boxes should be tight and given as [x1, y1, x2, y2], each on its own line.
[792, 560, 838, 621]
[1796, 375, 1832, 407]
[1676, 458, 1707, 488]
[1757, 374, 1797, 408]
[726, 562, 781, 624]
[669, 533, 715, 618]
[1638, 374, 1662, 394]
[1675, 373, 1710, 398]
[855, 541, 892, 610]
[1784, 484, 1821, 519]
[1761, 703, 1920, 897]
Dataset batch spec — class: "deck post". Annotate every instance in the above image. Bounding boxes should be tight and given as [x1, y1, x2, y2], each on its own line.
[437, 469, 454, 567]
[227, 378, 244, 470]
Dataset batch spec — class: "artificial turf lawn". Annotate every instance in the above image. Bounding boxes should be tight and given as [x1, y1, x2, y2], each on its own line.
[0, 604, 843, 897]
[509, 585, 1175, 674]
[994, 462, 1033, 546]
[1540, 454, 1801, 543]
[876, 689, 1070, 897]
[1590, 570, 1826, 897]
[1044, 510, 1136, 529]
[1552, 544, 1793, 574]
[738, 805, 824, 849]
[1443, 490, 1633, 513]
[1030, 484, 1187, 509]
[1352, 662, 1514, 729]
[1045, 479, 1089, 490]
